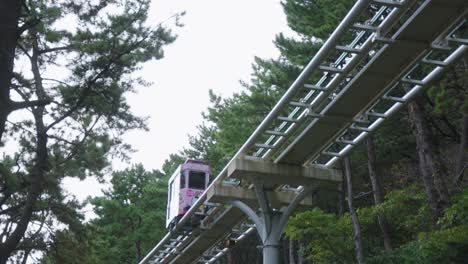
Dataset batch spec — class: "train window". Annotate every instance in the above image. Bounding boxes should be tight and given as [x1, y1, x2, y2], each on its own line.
[188, 171, 206, 189]
[180, 173, 186, 188]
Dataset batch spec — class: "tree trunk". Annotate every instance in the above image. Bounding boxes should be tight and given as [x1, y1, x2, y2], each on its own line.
[338, 179, 346, 217]
[366, 136, 392, 250]
[407, 96, 449, 227]
[0, 111, 8, 145]
[0, 30, 48, 263]
[283, 239, 289, 264]
[0, 109, 46, 263]
[227, 251, 233, 264]
[0, 0, 22, 142]
[343, 156, 364, 264]
[289, 239, 296, 264]
[21, 249, 31, 264]
[135, 240, 142, 262]
[297, 239, 304, 264]
[454, 56, 468, 191]
[454, 114, 467, 190]
[135, 216, 143, 262]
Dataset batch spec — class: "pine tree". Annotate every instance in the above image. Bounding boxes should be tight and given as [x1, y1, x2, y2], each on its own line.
[0, 0, 178, 261]
[89, 165, 168, 264]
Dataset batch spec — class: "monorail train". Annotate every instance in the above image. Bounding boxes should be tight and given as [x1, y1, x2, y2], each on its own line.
[166, 159, 210, 230]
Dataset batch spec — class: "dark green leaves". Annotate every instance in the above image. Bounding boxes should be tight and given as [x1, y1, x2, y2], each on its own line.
[89, 165, 168, 264]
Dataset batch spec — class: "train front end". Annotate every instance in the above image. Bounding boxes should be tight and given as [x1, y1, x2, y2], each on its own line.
[166, 160, 210, 229]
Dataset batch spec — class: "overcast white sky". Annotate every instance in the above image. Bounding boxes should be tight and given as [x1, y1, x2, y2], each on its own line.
[63, 0, 291, 201]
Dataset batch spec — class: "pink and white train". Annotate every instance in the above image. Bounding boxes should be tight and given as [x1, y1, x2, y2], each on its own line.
[166, 160, 210, 229]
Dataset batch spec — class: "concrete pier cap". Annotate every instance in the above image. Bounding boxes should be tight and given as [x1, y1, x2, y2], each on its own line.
[207, 158, 342, 206]
[227, 157, 342, 185]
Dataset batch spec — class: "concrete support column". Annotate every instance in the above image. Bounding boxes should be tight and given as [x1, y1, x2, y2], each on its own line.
[263, 244, 280, 264]
[260, 212, 282, 264]
[230, 183, 313, 264]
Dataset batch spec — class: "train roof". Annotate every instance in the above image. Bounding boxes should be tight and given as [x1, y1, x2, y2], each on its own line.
[184, 159, 208, 165]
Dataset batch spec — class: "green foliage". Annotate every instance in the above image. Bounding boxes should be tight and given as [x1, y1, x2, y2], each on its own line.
[184, 122, 227, 174]
[427, 54, 468, 116]
[162, 153, 186, 176]
[287, 186, 468, 263]
[285, 187, 413, 261]
[40, 230, 97, 264]
[281, 0, 353, 39]
[367, 224, 468, 264]
[286, 208, 355, 263]
[439, 189, 468, 229]
[275, 0, 353, 69]
[88, 165, 168, 264]
[375, 185, 431, 239]
[40, 164, 169, 264]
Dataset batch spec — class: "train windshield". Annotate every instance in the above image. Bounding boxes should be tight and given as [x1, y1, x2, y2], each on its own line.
[188, 171, 206, 189]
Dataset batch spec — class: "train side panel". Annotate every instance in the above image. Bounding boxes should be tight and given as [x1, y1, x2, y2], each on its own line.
[166, 166, 181, 228]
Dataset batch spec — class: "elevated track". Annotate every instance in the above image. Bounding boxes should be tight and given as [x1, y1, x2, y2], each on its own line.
[140, 0, 467, 263]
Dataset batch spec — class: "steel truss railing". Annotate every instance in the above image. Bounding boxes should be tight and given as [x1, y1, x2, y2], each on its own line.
[140, 0, 467, 263]
[311, 20, 468, 168]
[247, 0, 418, 161]
[195, 222, 256, 264]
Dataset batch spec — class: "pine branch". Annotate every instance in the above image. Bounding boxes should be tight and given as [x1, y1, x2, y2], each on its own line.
[45, 31, 155, 131]
[10, 99, 51, 111]
[39, 45, 73, 54]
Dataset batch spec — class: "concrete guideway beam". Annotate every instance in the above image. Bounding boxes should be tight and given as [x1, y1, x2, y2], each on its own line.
[206, 184, 314, 207]
[227, 158, 342, 186]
